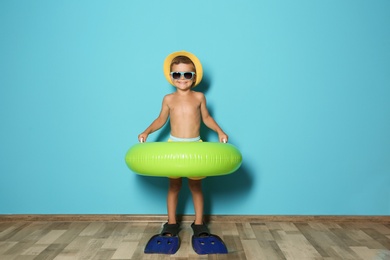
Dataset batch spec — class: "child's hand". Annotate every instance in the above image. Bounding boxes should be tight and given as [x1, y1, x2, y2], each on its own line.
[219, 133, 228, 143]
[138, 133, 148, 143]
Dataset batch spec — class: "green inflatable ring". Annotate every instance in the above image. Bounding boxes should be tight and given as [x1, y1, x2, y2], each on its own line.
[125, 142, 242, 178]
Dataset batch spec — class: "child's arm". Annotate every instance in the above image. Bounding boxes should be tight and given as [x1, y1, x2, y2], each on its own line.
[199, 94, 228, 143]
[138, 96, 170, 142]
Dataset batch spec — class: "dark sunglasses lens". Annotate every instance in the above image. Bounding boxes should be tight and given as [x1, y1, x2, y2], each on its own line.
[184, 72, 193, 79]
[172, 72, 181, 79]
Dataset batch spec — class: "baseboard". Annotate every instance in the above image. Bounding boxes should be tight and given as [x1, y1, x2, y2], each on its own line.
[0, 214, 389, 223]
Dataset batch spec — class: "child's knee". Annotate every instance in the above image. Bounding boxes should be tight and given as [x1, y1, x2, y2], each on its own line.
[169, 178, 182, 192]
[188, 179, 202, 193]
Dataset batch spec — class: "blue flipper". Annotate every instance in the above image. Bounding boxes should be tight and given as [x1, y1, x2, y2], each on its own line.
[144, 223, 180, 254]
[192, 234, 228, 254]
[144, 234, 179, 254]
[191, 223, 228, 254]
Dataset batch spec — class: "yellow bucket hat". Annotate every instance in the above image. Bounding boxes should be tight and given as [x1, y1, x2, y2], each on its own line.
[163, 51, 203, 87]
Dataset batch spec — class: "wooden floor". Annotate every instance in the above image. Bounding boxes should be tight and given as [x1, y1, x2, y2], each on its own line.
[1, 218, 390, 260]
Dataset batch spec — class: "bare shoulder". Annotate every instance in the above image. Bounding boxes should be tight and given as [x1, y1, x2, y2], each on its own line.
[191, 91, 205, 100]
[163, 93, 175, 102]
[164, 93, 175, 98]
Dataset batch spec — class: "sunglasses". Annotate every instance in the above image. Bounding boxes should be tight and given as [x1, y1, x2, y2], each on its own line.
[170, 71, 196, 80]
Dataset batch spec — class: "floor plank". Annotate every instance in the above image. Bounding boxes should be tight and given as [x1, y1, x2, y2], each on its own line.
[0, 220, 389, 259]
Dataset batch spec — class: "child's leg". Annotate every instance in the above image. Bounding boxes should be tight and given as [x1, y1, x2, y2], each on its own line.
[167, 178, 182, 224]
[188, 179, 204, 225]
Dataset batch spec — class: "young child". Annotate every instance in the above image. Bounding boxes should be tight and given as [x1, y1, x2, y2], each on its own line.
[138, 51, 228, 239]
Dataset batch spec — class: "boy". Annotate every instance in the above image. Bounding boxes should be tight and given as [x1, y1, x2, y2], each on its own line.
[138, 51, 228, 254]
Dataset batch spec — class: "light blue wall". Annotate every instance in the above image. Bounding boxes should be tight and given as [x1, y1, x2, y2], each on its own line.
[1, 0, 389, 215]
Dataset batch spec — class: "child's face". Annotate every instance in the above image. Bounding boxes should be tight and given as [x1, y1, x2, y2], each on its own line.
[171, 63, 196, 89]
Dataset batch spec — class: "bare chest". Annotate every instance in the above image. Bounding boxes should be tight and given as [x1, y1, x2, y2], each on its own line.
[169, 98, 200, 115]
